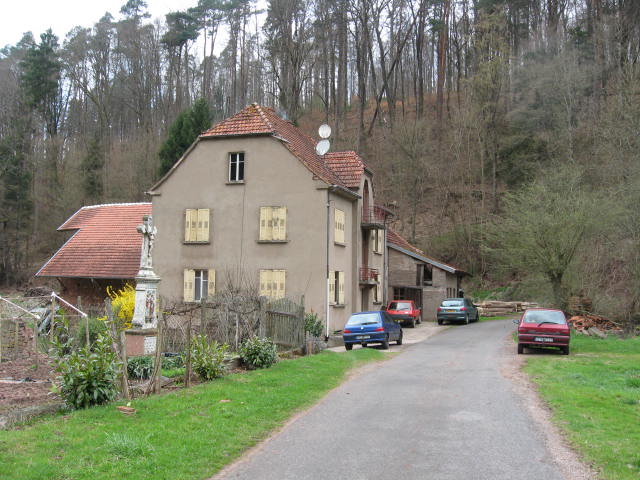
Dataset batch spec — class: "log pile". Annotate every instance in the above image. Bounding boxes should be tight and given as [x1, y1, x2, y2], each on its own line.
[477, 301, 538, 317]
[568, 315, 621, 334]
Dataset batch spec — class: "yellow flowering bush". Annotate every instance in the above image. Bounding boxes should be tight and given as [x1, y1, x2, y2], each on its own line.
[106, 284, 135, 330]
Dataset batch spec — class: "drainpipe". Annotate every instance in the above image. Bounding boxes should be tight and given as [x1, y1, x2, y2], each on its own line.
[325, 187, 332, 341]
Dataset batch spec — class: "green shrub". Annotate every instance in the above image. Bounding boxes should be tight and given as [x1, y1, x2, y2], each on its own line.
[162, 353, 184, 370]
[239, 336, 278, 369]
[190, 334, 228, 381]
[127, 355, 154, 380]
[51, 333, 120, 409]
[304, 312, 323, 338]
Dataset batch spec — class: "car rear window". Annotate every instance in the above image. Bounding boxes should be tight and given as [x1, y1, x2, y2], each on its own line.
[389, 302, 411, 310]
[346, 313, 380, 326]
[523, 310, 567, 325]
[442, 300, 463, 307]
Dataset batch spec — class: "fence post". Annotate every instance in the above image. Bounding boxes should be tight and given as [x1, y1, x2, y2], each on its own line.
[152, 298, 164, 395]
[78, 296, 89, 347]
[185, 310, 193, 389]
[49, 295, 56, 344]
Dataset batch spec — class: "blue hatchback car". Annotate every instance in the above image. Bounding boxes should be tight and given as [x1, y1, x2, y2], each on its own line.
[342, 311, 403, 350]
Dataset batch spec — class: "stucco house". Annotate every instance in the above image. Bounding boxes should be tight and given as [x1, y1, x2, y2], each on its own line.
[386, 228, 470, 321]
[147, 104, 390, 333]
[35, 203, 152, 304]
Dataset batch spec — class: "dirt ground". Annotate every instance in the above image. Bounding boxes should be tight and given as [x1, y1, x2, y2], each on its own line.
[0, 351, 60, 416]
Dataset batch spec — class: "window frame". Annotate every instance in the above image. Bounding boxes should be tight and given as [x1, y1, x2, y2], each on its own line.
[258, 206, 288, 242]
[184, 208, 210, 243]
[334, 208, 345, 245]
[228, 152, 245, 183]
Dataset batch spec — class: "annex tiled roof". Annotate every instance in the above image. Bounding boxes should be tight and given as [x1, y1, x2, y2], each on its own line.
[200, 104, 348, 188]
[387, 228, 470, 276]
[324, 151, 366, 188]
[36, 203, 152, 279]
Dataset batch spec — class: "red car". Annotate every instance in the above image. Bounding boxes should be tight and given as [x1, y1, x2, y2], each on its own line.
[515, 308, 570, 355]
[384, 300, 422, 328]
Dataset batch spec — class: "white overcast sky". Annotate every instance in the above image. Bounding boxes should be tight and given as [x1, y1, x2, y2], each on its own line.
[0, 0, 199, 49]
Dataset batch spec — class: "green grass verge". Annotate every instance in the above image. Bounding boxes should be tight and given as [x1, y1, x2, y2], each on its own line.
[479, 315, 517, 322]
[0, 348, 384, 480]
[524, 334, 640, 479]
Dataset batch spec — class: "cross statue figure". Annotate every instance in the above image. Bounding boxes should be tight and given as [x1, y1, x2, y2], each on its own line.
[137, 215, 157, 269]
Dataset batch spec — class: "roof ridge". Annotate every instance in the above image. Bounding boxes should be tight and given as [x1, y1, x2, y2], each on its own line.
[81, 202, 152, 210]
[253, 103, 275, 132]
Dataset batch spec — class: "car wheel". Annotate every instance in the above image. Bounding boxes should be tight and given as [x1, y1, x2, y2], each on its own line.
[517, 344, 524, 354]
[475, 313, 480, 322]
[409, 317, 416, 328]
[562, 346, 570, 355]
[464, 315, 469, 325]
[397, 330, 403, 345]
[437, 319, 443, 325]
[417, 314, 422, 325]
[382, 335, 390, 349]
[345, 343, 353, 351]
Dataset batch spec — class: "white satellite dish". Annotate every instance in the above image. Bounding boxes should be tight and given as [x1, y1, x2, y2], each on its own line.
[315, 139, 330, 156]
[318, 124, 332, 139]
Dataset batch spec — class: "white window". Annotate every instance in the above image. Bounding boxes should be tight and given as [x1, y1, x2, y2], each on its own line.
[259, 207, 287, 241]
[334, 208, 345, 244]
[329, 270, 345, 305]
[184, 208, 210, 242]
[229, 152, 245, 182]
[184, 269, 216, 302]
[259, 270, 286, 299]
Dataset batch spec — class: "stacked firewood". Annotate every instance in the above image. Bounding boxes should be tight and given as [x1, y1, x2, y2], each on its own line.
[476, 301, 538, 317]
[568, 314, 621, 335]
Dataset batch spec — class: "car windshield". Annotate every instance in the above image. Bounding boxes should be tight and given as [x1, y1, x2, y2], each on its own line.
[442, 300, 463, 307]
[346, 313, 380, 326]
[523, 310, 567, 325]
[389, 302, 411, 310]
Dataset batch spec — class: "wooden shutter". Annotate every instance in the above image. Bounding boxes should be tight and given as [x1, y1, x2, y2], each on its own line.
[207, 269, 216, 297]
[185, 210, 197, 242]
[259, 207, 271, 241]
[328, 270, 335, 304]
[274, 207, 287, 240]
[338, 271, 345, 305]
[184, 269, 195, 302]
[275, 270, 286, 299]
[197, 209, 210, 242]
[259, 270, 271, 297]
[335, 209, 345, 243]
[376, 280, 382, 303]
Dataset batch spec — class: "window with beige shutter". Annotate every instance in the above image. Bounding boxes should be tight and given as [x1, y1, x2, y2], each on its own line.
[328, 270, 335, 305]
[259, 207, 287, 241]
[259, 269, 286, 299]
[373, 229, 384, 254]
[184, 209, 210, 243]
[338, 271, 345, 305]
[184, 268, 215, 302]
[334, 208, 345, 244]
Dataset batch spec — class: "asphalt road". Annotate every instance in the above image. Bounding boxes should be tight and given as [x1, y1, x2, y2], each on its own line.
[212, 320, 566, 480]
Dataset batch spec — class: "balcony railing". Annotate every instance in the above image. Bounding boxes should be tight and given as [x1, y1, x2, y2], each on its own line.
[359, 266, 379, 284]
[361, 205, 390, 228]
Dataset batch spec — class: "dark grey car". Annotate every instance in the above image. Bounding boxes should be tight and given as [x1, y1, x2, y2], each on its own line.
[437, 298, 479, 325]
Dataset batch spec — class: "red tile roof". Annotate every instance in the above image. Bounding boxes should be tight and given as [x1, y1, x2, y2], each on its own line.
[36, 203, 152, 279]
[200, 104, 349, 188]
[324, 151, 366, 188]
[387, 228, 425, 256]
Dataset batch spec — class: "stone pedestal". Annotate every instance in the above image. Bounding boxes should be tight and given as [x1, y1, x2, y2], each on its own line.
[132, 270, 160, 328]
[125, 328, 158, 357]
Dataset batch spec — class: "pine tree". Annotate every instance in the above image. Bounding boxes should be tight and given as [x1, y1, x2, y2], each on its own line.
[158, 99, 212, 176]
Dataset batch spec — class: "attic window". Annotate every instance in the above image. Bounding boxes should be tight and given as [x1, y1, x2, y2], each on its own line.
[229, 152, 245, 182]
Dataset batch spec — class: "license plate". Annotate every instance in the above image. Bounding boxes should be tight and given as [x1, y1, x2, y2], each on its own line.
[356, 335, 370, 340]
[534, 337, 553, 342]
[446, 309, 456, 312]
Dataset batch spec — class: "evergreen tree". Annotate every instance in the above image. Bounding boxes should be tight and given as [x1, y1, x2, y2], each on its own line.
[82, 137, 105, 203]
[158, 98, 212, 176]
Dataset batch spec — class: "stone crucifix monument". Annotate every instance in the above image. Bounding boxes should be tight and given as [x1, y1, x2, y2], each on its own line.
[127, 214, 162, 356]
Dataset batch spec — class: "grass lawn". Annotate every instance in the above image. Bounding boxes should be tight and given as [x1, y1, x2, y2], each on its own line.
[0, 348, 384, 480]
[524, 334, 640, 480]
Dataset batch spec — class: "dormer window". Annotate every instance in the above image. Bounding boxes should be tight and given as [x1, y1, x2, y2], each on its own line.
[229, 152, 245, 182]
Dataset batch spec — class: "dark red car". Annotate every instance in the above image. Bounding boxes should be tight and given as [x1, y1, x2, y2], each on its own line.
[515, 308, 570, 355]
[384, 300, 422, 328]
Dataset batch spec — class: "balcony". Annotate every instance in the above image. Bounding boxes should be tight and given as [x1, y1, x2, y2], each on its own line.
[359, 266, 379, 285]
[361, 205, 390, 229]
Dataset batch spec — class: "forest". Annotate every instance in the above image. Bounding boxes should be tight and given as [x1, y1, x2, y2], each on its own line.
[0, 0, 638, 326]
